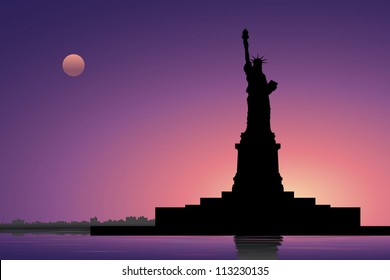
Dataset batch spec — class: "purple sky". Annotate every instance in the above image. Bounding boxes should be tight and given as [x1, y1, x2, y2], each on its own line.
[1, 1, 390, 225]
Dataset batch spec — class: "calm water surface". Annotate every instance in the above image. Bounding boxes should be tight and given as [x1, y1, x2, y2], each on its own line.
[1, 233, 390, 260]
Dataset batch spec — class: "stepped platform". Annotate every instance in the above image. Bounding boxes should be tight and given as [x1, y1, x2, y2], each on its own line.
[90, 189, 374, 236]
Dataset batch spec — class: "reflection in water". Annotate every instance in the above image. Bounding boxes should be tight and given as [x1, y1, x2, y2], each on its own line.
[234, 236, 283, 259]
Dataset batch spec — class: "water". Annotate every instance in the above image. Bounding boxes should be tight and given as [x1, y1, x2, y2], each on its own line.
[1, 232, 390, 260]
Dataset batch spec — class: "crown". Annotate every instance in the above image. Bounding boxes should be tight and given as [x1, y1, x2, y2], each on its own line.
[251, 54, 266, 64]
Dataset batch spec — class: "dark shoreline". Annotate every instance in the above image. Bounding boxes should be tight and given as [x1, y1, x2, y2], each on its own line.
[90, 225, 390, 236]
[0, 228, 90, 235]
[3, 225, 390, 236]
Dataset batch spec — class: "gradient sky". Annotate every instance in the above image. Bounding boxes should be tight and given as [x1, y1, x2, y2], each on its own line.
[1, 0, 390, 226]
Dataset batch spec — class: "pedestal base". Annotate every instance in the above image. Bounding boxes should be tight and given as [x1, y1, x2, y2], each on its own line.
[154, 190, 360, 235]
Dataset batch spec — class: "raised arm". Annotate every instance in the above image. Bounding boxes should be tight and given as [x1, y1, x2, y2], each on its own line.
[242, 29, 251, 65]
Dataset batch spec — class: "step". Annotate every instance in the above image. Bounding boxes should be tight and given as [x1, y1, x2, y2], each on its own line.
[221, 191, 233, 199]
[293, 197, 316, 207]
[316, 204, 331, 209]
[200, 197, 223, 207]
[283, 191, 295, 199]
[185, 204, 201, 209]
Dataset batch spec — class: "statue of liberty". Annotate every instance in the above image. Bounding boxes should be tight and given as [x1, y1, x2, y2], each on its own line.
[232, 29, 283, 194]
[242, 29, 277, 137]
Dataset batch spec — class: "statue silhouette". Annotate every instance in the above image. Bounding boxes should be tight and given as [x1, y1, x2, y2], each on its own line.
[242, 29, 277, 136]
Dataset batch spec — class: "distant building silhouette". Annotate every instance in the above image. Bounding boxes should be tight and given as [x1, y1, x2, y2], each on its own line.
[0, 216, 155, 231]
[90, 217, 99, 225]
